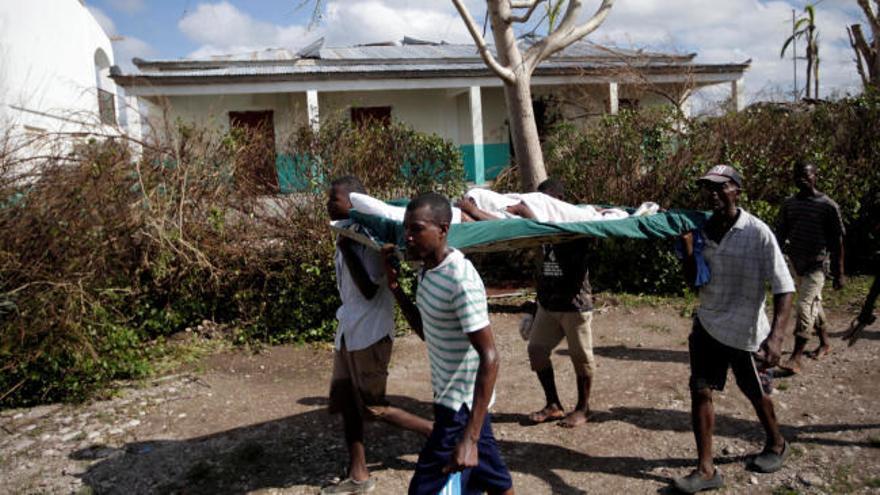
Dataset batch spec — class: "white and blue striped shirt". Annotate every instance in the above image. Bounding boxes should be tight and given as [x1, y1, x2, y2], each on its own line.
[416, 249, 492, 411]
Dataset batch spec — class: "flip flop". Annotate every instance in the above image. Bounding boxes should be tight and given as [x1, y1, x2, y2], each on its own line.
[806, 345, 831, 360]
[528, 406, 565, 424]
[776, 360, 801, 375]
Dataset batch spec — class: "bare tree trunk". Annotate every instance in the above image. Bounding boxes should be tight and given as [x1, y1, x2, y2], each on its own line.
[488, 0, 546, 191]
[503, 70, 546, 191]
[851, 0, 880, 91]
[453, 0, 614, 190]
[804, 37, 813, 98]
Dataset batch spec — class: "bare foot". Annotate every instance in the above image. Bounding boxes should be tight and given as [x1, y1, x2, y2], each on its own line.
[528, 404, 565, 424]
[778, 357, 802, 375]
[557, 409, 589, 428]
[807, 345, 831, 360]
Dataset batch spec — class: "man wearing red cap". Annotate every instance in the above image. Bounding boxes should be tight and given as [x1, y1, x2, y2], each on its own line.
[674, 165, 795, 493]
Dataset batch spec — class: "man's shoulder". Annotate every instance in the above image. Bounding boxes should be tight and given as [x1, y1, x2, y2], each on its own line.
[431, 251, 483, 287]
[740, 211, 775, 239]
[815, 193, 842, 211]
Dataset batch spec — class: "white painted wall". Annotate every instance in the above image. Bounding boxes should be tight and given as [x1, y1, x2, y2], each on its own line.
[164, 93, 309, 150]
[152, 82, 689, 153]
[319, 89, 462, 142]
[0, 0, 121, 136]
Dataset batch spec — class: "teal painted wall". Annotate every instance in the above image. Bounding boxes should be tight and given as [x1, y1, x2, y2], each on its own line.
[459, 143, 510, 183]
[277, 154, 323, 193]
[276, 142, 510, 192]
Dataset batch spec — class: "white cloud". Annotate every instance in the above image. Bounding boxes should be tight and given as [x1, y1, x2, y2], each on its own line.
[106, 0, 146, 14]
[113, 36, 157, 70]
[87, 5, 156, 70]
[589, 0, 865, 101]
[88, 5, 117, 37]
[173, 0, 867, 101]
[321, 0, 474, 45]
[178, 1, 312, 57]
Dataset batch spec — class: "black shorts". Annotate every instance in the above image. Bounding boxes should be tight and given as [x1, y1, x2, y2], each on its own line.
[688, 319, 764, 399]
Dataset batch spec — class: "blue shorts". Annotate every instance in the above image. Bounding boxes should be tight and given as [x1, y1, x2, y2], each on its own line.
[409, 404, 512, 495]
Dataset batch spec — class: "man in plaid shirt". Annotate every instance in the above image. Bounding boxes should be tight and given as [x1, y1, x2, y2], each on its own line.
[673, 165, 795, 494]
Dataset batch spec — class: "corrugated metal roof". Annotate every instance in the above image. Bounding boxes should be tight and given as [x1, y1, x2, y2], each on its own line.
[131, 59, 679, 78]
[132, 39, 693, 69]
[117, 37, 746, 85]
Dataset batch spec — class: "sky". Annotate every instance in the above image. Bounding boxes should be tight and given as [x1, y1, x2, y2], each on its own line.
[87, 0, 870, 105]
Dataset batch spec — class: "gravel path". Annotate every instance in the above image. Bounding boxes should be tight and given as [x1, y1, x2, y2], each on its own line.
[2, 300, 879, 494]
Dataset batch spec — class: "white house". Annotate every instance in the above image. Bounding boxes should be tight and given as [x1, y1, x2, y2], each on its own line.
[113, 37, 750, 190]
[0, 0, 134, 152]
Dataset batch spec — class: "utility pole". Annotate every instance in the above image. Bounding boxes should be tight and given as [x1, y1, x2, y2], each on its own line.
[792, 9, 798, 101]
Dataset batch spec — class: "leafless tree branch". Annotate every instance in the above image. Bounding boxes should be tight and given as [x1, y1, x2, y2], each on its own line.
[523, 0, 615, 72]
[452, 0, 517, 83]
[507, 0, 546, 23]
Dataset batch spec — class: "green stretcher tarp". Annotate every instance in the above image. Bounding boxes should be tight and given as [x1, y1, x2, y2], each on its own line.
[343, 208, 710, 254]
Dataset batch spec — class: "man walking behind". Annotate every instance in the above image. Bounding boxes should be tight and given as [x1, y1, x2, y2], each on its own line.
[525, 179, 597, 428]
[324, 176, 432, 495]
[674, 165, 795, 493]
[776, 162, 846, 374]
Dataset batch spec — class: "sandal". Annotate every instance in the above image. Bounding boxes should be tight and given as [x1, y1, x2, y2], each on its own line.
[672, 469, 724, 493]
[528, 405, 565, 424]
[750, 441, 789, 473]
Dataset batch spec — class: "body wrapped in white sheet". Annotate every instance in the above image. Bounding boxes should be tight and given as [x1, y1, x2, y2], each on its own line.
[350, 192, 463, 223]
[349, 190, 658, 224]
[464, 188, 637, 222]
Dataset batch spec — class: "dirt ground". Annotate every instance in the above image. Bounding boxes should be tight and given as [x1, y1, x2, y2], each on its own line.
[2, 295, 879, 494]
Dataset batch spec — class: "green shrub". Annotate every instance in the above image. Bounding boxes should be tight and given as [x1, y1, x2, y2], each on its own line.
[489, 96, 880, 293]
[0, 119, 465, 407]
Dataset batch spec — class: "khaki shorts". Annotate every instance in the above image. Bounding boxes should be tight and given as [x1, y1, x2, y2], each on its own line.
[527, 304, 596, 377]
[328, 336, 392, 417]
[794, 267, 828, 338]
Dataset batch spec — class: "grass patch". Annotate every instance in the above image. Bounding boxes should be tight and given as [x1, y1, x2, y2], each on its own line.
[151, 335, 231, 376]
[865, 478, 880, 488]
[822, 275, 874, 311]
[772, 486, 801, 495]
[643, 323, 673, 334]
[829, 464, 856, 494]
[775, 381, 790, 391]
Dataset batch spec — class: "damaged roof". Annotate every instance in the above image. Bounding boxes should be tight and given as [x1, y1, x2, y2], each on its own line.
[114, 37, 749, 87]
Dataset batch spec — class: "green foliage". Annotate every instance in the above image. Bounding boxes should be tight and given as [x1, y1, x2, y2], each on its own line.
[491, 96, 880, 294]
[282, 119, 466, 199]
[0, 119, 465, 407]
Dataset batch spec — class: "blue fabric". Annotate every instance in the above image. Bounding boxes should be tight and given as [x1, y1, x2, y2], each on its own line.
[692, 230, 711, 287]
[409, 404, 512, 495]
[674, 230, 711, 287]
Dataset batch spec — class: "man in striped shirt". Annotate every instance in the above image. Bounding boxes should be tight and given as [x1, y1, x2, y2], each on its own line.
[382, 192, 514, 495]
[776, 162, 845, 374]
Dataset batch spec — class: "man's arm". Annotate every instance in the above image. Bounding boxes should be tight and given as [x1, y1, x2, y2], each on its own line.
[761, 291, 793, 366]
[445, 326, 498, 473]
[830, 235, 845, 290]
[380, 244, 424, 340]
[338, 237, 379, 299]
[457, 196, 502, 222]
[679, 232, 698, 290]
[828, 203, 846, 289]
